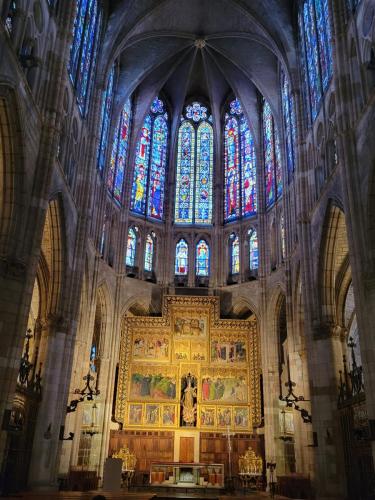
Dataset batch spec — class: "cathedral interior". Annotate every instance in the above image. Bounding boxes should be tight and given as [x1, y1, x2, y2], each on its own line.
[0, 0, 375, 499]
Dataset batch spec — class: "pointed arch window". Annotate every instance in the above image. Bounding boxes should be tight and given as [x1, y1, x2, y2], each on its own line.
[196, 240, 210, 277]
[97, 65, 115, 174]
[248, 229, 259, 271]
[68, 0, 102, 115]
[281, 73, 297, 178]
[144, 233, 155, 272]
[175, 102, 213, 225]
[298, 0, 333, 122]
[175, 239, 188, 275]
[126, 227, 137, 267]
[130, 97, 169, 220]
[224, 98, 257, 222]
[230, 233, 240, 275]
[108, 98, 132, 204]
[263, 100, 282, 209]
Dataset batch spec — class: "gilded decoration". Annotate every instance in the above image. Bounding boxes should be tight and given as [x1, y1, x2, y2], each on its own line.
[238, 447, 263, 474]
[116, 296, 261, 431]
[112, 446, 137, 471]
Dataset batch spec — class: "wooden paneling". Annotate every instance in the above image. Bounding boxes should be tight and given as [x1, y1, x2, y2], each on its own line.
[179, 436, 194, 462]
[109, 430, 174, 478]
[199, 432, 264, 477]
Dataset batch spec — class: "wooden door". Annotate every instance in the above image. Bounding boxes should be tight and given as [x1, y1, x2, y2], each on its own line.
[179, 437, 194, 463]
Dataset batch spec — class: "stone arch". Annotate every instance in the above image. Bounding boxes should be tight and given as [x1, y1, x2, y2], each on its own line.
[318, 202, 350, 330]
[40, 196, 65, 317]
[0, 86, 24, 256]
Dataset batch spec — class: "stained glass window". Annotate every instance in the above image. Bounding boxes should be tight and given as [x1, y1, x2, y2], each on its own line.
[108, 98, 132, 204]
[248, 229, 258, 270]
[126, 227, 137, 267]
[175, 102, 213, 225]
[196, 240, 210, 277]
[97, 65, 115, 174]
[69, 0, 102, 115]
[175, 239, 188, 275]
[230, 234, 240, 275]
[299, 0, 333, 122]
[281, 72, 297, 178]
[144, 234, 154, 272]
[5, 2, 17, 34]
[99, 221, 106, 256]
[130, 97, 168, 220]
[263, 100, 283, 209]
[224, 98, 257, 223]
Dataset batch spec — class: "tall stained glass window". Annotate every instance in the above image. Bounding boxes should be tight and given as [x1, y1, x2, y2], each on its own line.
[196, 240, 210, 277]
[280, 215, 286, 260]
[230, 233, 240, 275]
[97, 66, 115, 174]
[130, 97, 168, 220]
[299, 0, 333, 122]
[69, 0, 102, 115]
[224, 98, 257, 222]
[108, 98, 132, 204]
[249, 229, 259, 270]
[175, 102, 213, 225]
[144, 233, 154, 272]
[175, 239, 188, 275]
[281, 72, 297, 178]
[263, 100, 283, 209]
[126, 227, 137, 267]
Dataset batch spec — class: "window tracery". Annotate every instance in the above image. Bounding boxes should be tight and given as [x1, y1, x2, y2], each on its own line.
[130, 96, 168, 220]
[68, 0, 102, 116]
[263, 100, 282, 208]
[108, 98, 132, 204]
[175, 102, 213, 225]
[224, 98, 257, 222]
[298, 0, 333, 122]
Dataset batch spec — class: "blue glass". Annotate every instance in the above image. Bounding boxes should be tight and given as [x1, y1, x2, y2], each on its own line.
[108, 99, 132, 204]
[249, 229, 258, 270]
[130, 97, 168, 219]
[224, 116, 240, 222]
[126, 228, 137, 267]
[147, 115, 168, 220]
[144, 234, 154, 272]
[69, 0, 102, 115]
[281, 72, 296, 177]
[186, 102, 208, 122]
[97, 65, 115, 173]
[231, 235, 240, 275]
[240, 115, 257, 217]
[195, 122, 213, 224]
[175, 122, 195, 223]
[299, 0, 333, 122]
[196, 240, 210, 276]
[175, 240, 188, 275]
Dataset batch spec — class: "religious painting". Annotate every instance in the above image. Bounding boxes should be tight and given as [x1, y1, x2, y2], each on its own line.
[234, 407, 250, 429]
[217, 407, 232, 428]
[174, 340, 190, 361]
[191, 341, 207, 362]
[211, 339, 247, 363]
[130, 369, 177, 401]
[145, 404, 160, 425]
[200, 406, 216, 428]
[180, 373, 197, 427]
[128, 404, 143, 425]
[201, 372, 248, 403]
[174, 317, 206, 337]
[162, 405, 177, 426]
[132, 335, 169, 361]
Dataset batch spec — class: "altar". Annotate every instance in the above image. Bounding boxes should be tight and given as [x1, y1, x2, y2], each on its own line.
[150, 462, 224, 488]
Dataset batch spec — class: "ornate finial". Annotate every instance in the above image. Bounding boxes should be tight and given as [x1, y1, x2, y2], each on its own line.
[195, 39, 206, 49]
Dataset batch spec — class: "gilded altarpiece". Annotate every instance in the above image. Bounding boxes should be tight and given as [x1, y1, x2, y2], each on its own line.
[116, 296, 261, 433]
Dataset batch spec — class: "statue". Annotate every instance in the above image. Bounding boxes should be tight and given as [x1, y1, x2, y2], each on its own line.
[181, 373, 197, 426]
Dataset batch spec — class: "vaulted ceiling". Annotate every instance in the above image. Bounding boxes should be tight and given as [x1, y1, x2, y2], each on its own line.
[100, 0, 298, 126]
